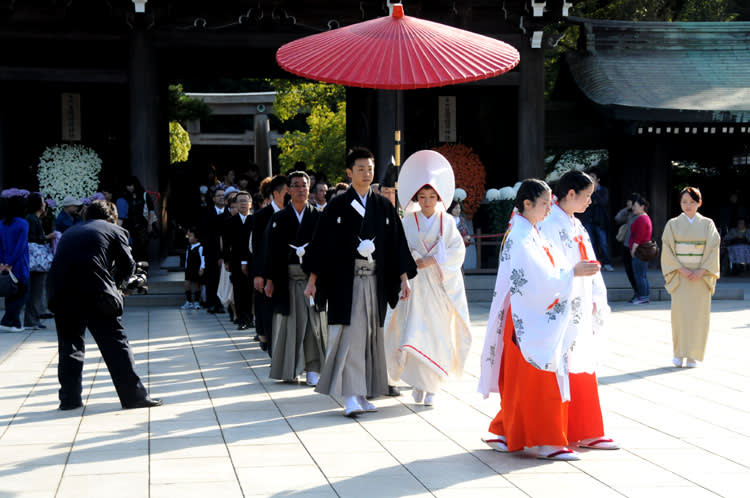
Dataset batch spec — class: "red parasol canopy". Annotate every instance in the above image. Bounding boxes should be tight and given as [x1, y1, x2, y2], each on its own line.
[276, 5, 520, 89]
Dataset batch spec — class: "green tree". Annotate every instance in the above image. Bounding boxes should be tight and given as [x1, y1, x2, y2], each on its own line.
[169, 121, 191, 164]
[167, 84, 212, 164]
[270, 80, 347, 182]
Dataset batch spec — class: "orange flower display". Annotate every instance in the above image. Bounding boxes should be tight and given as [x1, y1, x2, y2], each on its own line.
[432, 143, 486, 219]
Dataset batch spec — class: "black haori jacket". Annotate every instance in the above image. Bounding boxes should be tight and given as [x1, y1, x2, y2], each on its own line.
[251, 203, 276, 279]
[263, 203, 322, 315]
[303, 187, 417, 326]
[222, 213, 253, 273]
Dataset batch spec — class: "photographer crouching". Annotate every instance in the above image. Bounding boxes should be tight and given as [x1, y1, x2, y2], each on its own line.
[47, 200, 161, 410]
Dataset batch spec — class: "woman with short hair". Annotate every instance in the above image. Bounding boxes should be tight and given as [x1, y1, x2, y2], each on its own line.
[661, 187, 720, 367]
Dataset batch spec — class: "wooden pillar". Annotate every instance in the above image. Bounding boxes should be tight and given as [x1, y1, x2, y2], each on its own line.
[376, 90, 396, 180]
[0, 101, 4, 188]
[128, 31, 160, 193]
[254, 114, 272, 177]
[517, 45, 545, 179]
[648, 143, 669, 252]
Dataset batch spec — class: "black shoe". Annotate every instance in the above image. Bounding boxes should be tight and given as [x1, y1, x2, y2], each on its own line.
[238, 323, 250, 330]
[253, 334, 260, 342]
[59, 401, 83, 410]
[386, 385, 401, 397]
[40, 312, 55, 319]
[206, 307, 217, 314]
[213, 306, 226, 314]
[259, 340, 268, 352]
[123, 397, 163, 409]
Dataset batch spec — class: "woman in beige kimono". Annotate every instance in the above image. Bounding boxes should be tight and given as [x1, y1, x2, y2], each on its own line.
[661, 187, 721, 368]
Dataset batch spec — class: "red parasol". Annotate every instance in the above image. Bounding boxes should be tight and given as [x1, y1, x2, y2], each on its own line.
[276, 4, 520, 90]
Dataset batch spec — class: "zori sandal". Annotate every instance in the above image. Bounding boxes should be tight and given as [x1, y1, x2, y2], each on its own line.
[482, 435, 509, 453]
[577, 438, 619, 450]
[537, 446, 580, 461]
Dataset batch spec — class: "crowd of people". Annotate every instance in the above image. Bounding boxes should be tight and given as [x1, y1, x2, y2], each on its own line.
[0, 147, 729, 462]
[0, 178, 159, 333]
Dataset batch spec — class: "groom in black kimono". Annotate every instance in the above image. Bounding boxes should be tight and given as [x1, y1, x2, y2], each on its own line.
[304, 147, 417, 416]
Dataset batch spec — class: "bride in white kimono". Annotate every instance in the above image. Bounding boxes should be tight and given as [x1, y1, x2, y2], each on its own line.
[385, 150, 472, 406]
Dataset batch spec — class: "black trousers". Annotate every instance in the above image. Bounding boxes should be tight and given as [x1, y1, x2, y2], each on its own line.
[55, 311, 148, 407]
[254, 290, 273, 355]
[204, 256, 222, 309]
[231, 269, 252, 326]
[622, 249, 638, 296]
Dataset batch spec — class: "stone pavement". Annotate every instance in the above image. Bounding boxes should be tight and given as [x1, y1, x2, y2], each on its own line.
[0, 299, 748, 498]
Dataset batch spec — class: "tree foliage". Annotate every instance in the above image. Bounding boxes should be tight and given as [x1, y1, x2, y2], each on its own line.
[167, 84, 211, 165]
[167, 84, 212, 124]
[169, 121, 191, 164]
[270, 80, 347, 183]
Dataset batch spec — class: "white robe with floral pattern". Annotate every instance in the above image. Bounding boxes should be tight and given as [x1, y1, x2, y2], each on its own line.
[538, 204, 610, 374]
[478, 215, 578, 401]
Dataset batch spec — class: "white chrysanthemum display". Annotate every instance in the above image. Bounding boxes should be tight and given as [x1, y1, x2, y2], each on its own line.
[485, 188, 501, 202]
[453, 188, 467, 202]
[545, 149, 608, 183]
[37, 144, 102, 207]
[497, 186, 516, 200]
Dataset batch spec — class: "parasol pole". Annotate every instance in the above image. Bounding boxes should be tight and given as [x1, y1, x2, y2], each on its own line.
[390, 3, 405, 188]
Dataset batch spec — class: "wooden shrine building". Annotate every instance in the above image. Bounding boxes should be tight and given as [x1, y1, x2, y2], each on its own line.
[0, 1, 569, 198]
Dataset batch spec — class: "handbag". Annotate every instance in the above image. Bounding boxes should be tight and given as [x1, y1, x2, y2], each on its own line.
[0, 270, 18, 297]
[615, 224, 628, 243]
[29, 242, 54, 272]
[635, 240, 660, 261]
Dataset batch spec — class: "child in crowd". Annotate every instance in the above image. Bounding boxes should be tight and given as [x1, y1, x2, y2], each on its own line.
[182, 227, 205, 310]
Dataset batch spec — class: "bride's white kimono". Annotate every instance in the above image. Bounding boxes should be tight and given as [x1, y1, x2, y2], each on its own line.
[477, 215, 578, 401]
[385, 211, 472, 393]
[538, 204, 610, 375]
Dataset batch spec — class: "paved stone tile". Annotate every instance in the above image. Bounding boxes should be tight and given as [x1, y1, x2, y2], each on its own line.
[56, 472, 148, 498]
[0, 300, 748, 496]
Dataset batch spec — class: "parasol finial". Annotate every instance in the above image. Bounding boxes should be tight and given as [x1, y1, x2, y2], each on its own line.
[390, 3, 404, 19]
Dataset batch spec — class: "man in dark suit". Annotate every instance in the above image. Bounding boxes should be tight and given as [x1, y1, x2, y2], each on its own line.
[201, 187, 231, 313]
[47, 200, 161, 411]
[252, 175, 288, 354]
[223, 191, 254, 330]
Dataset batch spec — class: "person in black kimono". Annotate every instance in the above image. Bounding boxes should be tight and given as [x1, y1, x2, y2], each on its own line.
[223, 191, 253, 330]
[252, 175, 288, 354]
[303, 147, 417, 417]
[200, 187, 231, 314]
[264, 171, 327, 385]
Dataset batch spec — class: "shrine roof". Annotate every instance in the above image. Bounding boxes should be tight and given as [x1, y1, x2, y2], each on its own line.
[566, 17, 750, 123]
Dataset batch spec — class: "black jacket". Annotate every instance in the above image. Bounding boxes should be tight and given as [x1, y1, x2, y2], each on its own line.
[200, 206, 230, 261]
[222, 213, 253, 272]
[46, 219, 135, 316]
[264, 203, 321, 315]
[303, 187, 417, 326]
[251, 204, 277, 278]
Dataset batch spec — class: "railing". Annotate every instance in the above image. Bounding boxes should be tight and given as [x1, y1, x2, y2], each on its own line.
[464, 229, 505, 274]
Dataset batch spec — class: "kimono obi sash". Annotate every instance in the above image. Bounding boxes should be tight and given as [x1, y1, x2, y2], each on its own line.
[354, 260, 376, 277]
[287, 264, 307, 281]
[675, 240, 705, 267]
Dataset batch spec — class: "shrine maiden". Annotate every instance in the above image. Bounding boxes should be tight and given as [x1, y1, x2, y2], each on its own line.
[538, 171, 617, 450]
[478, 179, 601, 461]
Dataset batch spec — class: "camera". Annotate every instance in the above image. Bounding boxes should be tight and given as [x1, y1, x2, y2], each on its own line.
[124, 262, 149, 294]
